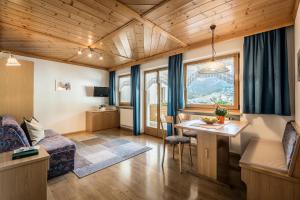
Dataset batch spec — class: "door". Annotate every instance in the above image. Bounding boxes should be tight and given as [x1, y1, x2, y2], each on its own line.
[144, 68, 168, 137]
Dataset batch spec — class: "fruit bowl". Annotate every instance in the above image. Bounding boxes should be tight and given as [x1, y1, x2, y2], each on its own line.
[201, 116, 218, 125]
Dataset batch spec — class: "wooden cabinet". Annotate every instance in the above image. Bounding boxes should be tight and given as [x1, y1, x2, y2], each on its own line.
[86, 110, 120, 132]
[0, 147, 49, 200]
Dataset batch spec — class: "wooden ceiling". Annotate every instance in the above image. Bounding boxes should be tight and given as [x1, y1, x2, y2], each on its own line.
[0, 0, 298, 70]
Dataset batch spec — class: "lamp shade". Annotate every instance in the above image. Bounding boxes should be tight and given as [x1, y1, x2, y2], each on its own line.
[199, 24, 229, 74]
[198, 60, 229, 74]
[6, 54, 21, 67]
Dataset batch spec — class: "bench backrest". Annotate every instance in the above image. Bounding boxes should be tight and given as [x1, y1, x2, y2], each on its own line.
[282, 121, 300, 177]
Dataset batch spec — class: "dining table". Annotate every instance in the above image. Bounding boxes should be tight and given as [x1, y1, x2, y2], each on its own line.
[175, 119, 249, 183]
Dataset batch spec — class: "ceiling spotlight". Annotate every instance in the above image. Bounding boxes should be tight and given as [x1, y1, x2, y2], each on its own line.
[99, 55, 103, 60]
[88, 38, 92, 44]
[6, 54, 21, 67]
[88, 48, 93, 58]
[77, 49, 82, 55]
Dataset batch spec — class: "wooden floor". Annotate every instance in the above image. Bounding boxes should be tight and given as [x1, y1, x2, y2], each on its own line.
[47, 128, 245, 200]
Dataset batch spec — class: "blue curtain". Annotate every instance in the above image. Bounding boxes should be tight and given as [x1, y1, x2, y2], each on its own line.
[167, 54, 184, 136]
[109, 71, 115, 105]
[243, 27, 291, 116]
[131, 65, 141, 136]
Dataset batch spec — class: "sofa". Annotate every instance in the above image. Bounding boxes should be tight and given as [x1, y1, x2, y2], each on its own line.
[240, 121, 300, 200]
[0, 115, 76, 179]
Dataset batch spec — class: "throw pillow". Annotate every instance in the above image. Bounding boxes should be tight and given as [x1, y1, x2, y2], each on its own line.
[25, 118, 45, 145]
[20, 119, 33, 146]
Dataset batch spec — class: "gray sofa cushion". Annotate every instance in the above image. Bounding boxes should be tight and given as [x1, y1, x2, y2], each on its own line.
[282, 122, 299, 169]
[38, 129, 76, 179]
[38, 129, 75, 154]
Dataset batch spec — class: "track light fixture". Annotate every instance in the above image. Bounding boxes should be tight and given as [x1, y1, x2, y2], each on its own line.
[76, 46, 104, 61]
[88, 48, 93, 58]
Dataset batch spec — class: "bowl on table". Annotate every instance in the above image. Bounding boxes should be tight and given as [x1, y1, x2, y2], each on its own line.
[201, 116, 218, 125]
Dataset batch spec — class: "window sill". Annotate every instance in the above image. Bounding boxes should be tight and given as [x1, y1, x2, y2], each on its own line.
[180, 108, 241, 117]
[118, 105, 133, 109]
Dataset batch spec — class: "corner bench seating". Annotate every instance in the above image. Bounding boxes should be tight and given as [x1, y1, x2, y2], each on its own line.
[240, 121, 300, 200]
[0, 115, 76, 179]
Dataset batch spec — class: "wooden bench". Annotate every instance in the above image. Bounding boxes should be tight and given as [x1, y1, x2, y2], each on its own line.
[240, 121, 300, 200]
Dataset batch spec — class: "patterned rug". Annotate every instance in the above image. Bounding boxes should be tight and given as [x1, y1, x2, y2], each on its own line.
[72, 137, 151, 178]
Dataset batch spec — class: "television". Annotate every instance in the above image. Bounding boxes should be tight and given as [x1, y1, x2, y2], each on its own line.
[93, 87, 109, 97]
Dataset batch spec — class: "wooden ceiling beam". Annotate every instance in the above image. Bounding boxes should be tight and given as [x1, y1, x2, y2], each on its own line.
[110, 18, 294, 71]
[90, 0, 187, 47]
[141, 0, 171, 17]
[90, 20, 138, 48]
[0, 48, 109, 71]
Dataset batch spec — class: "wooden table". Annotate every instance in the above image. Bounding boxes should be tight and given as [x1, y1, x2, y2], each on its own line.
[0, 147, 50, 200]
[175, 120, 248, 183]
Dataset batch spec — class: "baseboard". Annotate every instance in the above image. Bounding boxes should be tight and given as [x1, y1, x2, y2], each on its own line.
[62, 130, 86, 135]
[120, 125, 133, 131]
[120, 126, 133, 131]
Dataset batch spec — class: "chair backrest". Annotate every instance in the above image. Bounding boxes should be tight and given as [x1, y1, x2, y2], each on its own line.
[177, 113, 191, 123]
[160, 115, 174, 139]
[282, 121, 300, 177]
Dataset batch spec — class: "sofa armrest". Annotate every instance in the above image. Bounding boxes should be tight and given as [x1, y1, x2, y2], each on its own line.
[0, 125, 29, 153]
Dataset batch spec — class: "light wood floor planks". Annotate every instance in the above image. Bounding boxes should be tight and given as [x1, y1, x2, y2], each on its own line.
[47, 128, 245, 200]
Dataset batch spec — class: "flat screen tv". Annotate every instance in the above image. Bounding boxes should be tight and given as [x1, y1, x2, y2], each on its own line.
[93, 87, 109, 97]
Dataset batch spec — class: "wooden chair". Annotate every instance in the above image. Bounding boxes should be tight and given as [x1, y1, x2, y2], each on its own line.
[178, 113, 198, 139]
[160, 115, 192, 173]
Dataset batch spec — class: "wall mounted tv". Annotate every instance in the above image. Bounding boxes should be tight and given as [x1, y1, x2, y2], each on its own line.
[93, 87, 109, 97]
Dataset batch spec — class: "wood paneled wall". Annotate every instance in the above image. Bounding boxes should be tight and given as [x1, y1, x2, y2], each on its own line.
[0, 58, 34, 122]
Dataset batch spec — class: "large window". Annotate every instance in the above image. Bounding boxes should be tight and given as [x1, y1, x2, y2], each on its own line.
[184, 53, 239, 110]
[118, 75, 131, 106]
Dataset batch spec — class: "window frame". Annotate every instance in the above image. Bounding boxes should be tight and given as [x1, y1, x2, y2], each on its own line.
[184, 53, 240, 110]
[118, 74, 131, 106]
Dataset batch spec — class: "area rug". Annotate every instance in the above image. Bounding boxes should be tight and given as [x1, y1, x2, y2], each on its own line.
[73, 137, 151, 178]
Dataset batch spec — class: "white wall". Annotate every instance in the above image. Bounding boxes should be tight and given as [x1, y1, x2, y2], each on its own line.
[295, 6, 300, 125]
[10, 55, 108, 134]
[120, 108, 133, 129]
[116, 37, 294, 154]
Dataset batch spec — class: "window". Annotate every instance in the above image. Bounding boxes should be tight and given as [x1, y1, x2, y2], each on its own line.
[118, 75, 131, 106]
[184, 53, 239, 110]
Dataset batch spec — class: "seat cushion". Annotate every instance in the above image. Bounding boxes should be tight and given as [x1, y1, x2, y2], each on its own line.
[37, 130, 76, 179]
[240, 139, 288, 174]
[44, 129, 59, 138]
[183, 130, 198, 137]
[166, 136, 190, 144]
[38, 129, 75, 154]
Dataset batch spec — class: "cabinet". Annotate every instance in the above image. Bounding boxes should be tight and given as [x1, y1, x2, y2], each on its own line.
[86, 110, 120, 132]
[0, 147, 49, 200]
